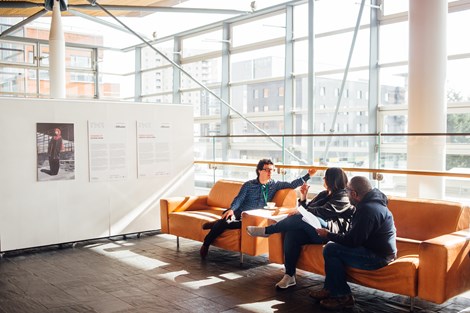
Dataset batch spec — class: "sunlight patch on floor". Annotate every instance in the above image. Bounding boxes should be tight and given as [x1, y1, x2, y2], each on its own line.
[181, 276, 225, 289]
[219, 272, 243, 280]
[88, 242, 169, 270]
[237, 300, 284, 313]
[158, 270, 189, 282]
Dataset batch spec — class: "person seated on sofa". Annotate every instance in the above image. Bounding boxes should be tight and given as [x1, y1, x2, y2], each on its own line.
[246, 167, 355, 289]
[310, 176, 397, 310]
[199, 158, 316, 259]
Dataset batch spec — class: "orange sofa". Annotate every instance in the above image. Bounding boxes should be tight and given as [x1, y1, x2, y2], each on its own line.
[160, 179, 298, 261]
[268, 196, 470, 307]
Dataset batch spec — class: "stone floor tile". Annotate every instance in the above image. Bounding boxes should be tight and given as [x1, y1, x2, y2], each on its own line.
[1, 232, 470, 313]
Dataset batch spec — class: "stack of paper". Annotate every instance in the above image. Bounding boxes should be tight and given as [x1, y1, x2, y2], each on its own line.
[297, 205, 322, 229]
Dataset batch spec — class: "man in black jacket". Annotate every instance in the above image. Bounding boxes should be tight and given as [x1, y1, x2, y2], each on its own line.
[311, 176, 397, 310]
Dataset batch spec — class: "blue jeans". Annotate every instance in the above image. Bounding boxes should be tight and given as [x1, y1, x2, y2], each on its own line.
[323, 242, 391, 297]
[265, 214, 327, 276]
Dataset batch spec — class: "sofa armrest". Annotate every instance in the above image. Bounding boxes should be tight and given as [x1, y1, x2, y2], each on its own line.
[267, 219, 285, 264]
[418, 230, 470, 303]
[160, 195, 208, 233]
[241, 211, 279, 256]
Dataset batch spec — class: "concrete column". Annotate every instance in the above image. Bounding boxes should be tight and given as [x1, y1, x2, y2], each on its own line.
[407, 0, 447, 198]
[49, 0, 66, 98]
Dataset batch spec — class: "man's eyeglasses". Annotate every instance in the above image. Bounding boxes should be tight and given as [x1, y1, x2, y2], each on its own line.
[262, 168, 275, 173]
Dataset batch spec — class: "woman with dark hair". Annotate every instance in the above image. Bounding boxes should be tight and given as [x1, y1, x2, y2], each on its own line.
[247, 167, 355, 289]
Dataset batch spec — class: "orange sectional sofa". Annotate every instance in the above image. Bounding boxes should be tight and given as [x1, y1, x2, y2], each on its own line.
[160, 179, 298, 261]
[268, 196, 470, 307]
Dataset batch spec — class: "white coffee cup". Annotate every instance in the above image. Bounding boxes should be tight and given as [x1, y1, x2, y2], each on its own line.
[266, 202, 276, 209]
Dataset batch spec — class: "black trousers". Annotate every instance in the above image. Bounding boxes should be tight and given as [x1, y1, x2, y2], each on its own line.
[49, 158, 60, 175]
[203, 218, 241, 247]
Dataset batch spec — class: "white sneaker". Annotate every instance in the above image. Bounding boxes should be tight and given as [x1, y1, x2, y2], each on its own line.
[275, 274, 296, 289]
[246, 226, 269, 237]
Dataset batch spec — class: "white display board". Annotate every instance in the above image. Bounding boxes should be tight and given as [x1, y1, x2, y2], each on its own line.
[0, 98, 194, 252]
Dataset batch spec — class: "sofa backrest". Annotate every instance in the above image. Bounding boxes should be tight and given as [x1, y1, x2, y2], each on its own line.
[207, 180, 243, 208]
[206, 179, 299, 209]
[272, 188, 297, 208]
[387, 195, 469, 241]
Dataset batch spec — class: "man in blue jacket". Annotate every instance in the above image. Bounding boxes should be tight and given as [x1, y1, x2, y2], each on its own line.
[311, 176, 397, 310]
[200, 159, 315, 259]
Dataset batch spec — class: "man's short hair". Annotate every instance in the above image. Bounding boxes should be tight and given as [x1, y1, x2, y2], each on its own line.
[256, 159, 274, 177]
[349, 176, 372, 198]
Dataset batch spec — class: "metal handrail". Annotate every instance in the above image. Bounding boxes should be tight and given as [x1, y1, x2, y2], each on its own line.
[194, 160, 470, 179]
[195, 132, 470, 138]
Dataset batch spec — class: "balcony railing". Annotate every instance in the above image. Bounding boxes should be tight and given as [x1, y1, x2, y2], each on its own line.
[194, 132, 470, 204]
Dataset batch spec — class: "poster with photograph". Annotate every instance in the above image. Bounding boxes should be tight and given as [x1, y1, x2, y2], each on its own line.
[88, 121, 129, 182]
[37, 123, 75, 181]
[137, 121, 171, 178]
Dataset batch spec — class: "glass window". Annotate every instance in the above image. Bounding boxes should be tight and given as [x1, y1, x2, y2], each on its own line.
[182, 29, 222, 58]
[447, 59, 470, 103]
[142, 94, 173, 104]
[315, 28, 370, 72]
[0, 41, 35, 64]
[448, 10, 470, 55]
[379, 65, 408, 106]
[232, 13, 286, 47]
[67, 48, 93, 69]
[0, 67, 36, 94]
[382, 0, 408, 16]
[141, 39, 174, 70]
[232, 80, 285, 115]
[294, 40, 308, 75]
[67, 71, 95, 98]
[314, 0, 371, 34]
[100, 50, 135, 75]
[379, 22, 408, 64]
[142, 67, 173, 94]
[180, 58, 222, 89]
[39, 45, 49, 66]
[381, 114, 408, 138]
[263, 88, 269, 98]
[98, 73, 124, 100]
[231, 46, 285, 82]
[293, 3, 309, 39]
[182, 88, 221, 117]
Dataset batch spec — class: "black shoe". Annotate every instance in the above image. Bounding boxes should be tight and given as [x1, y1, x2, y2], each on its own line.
[200, 245, 209, 259]
[309, 288, 330, 300]
[320, 294, 355, 310]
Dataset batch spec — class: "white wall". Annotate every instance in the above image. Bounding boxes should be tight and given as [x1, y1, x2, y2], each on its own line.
[0, 98, 194, 252]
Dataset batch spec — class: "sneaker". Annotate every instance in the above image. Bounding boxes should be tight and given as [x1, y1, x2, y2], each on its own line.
[309, 288, 330, 300]
[320, 294, 355, 310]
[275, 274, 296, 289]
[200, 245, 209, 259]
[246, 226, 269, 237]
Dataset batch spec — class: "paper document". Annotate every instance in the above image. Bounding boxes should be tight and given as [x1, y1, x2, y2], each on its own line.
[297, 206, 322, 229]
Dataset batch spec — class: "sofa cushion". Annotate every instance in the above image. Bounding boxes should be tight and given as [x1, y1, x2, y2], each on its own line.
[207, 180, 243, 208]
[212, 229, 241, 252]
[295, 244, 418, 297]
[347, 256, 419, 297]
[169, 209, 225, 242]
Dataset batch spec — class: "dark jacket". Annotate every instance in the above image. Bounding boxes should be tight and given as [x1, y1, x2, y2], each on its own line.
[326, 188, 397, 261]
[299, 189, 355, 234]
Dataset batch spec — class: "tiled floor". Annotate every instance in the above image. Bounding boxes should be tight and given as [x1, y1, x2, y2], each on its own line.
[1, 232, 470, 313]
